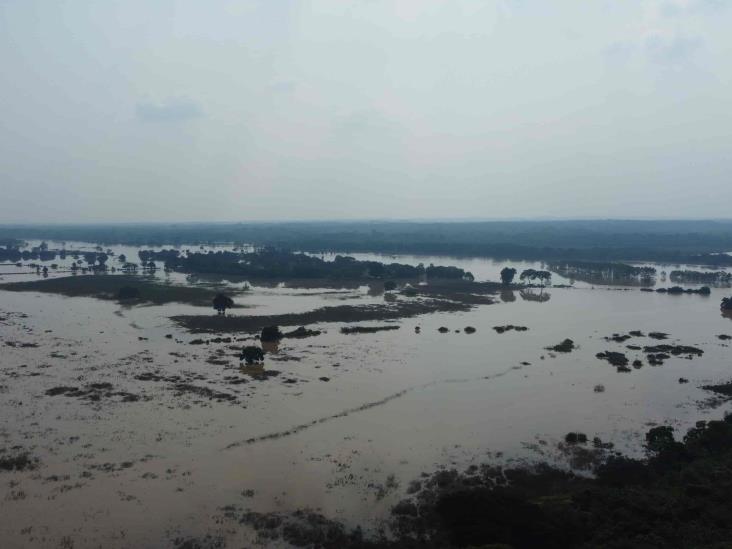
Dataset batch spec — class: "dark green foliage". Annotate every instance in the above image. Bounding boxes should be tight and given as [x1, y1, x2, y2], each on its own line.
[550, 260, 656, 285]
[0, 452, 38, 472]
[374, 414, 732, 549]
[212, 293, 234, 315]
[239, 346, 264, 365]
[520, 269, 551, 285]
[671, 270, 732, 285]
[500, 266, 517, 285]
[260, 325, 283, 342]
[163, 248, 473, 281]
[645, 426, 676, 454]
[547, 339, 575, 352]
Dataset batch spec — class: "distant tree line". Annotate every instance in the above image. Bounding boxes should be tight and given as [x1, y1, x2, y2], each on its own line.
[5, 220, 732, 265]
[548, 261, 657, 284]
[670, 270, 732, 285]
[162, 248, 474, 281]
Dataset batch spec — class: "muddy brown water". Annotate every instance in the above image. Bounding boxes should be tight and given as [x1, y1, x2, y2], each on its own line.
[1, 242, 732, 547]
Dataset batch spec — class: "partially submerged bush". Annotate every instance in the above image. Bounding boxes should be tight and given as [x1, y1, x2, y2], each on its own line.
[260, 325, 283, 342]
[240, 346, 264, 365]
[564, 432, 588, 445]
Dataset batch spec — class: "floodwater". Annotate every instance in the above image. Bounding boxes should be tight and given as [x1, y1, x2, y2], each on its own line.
[2, 242, 732, 547]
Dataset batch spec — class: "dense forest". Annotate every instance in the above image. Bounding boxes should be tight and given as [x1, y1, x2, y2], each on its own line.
[160, 248, 473, 280]
[3, 220, 732, 264]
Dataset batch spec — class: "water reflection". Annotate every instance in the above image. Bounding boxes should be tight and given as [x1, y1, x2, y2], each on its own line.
[520, 288, 551, 303]
[500, 289, 516, 303]
[261, 340, 279, 354]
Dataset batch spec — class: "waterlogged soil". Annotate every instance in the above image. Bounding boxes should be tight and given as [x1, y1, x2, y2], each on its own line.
[0, 274, 243, 307]
[2, 249, 732, 547]
[171, 298, 476, 334]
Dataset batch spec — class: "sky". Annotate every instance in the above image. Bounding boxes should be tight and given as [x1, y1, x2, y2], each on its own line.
[0, 0, 730, 223]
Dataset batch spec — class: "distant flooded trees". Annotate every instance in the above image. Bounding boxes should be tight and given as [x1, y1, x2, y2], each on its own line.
[161, 248, 475, 282]
[722, 297, 732, 311]
[212, 293, 234, 315]
[671, 270, 732, 285]
[548, 261, 655, 285]
[500, 267, 517, 285]
[519, 269, 551, 286]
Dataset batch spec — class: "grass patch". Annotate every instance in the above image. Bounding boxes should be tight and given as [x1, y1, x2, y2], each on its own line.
[0, 275, 239, 306]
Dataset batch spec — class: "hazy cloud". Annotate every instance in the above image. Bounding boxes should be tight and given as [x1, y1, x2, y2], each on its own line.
[644, 32, 702, 64]
[659, 0, 726, 17]
[135, 98, 204, 123]
[0, 1, 731, 222]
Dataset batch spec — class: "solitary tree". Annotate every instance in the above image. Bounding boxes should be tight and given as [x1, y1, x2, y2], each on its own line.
[500, 267, 517, 285]
[212, 293, 234, 315]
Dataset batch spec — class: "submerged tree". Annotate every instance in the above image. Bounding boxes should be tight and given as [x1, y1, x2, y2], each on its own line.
[260, 325, 283, 342]
[240, 346, 264, 365]
[212, 293, 234, 315]
[520, 269, 551, 286]
[500, 267, 517, 285]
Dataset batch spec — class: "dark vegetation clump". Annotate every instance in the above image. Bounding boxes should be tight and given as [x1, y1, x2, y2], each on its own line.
[368, 413, 732, 549]
[702, 381, 732, 397]
[647, 353, 671, 366]
[493, 325, 528, 334]
[260, 325, 283, 342]
[164, 247, 474, 281]
[564, 432, 588, 445]
[463, 326, 476, 334]
[548, 260, 656, 285]
[240, 346, 264, 365]
[596, 351, 629, 367]
[546, 339, 575, 353]
[44, 383, 139, 402]
[500, 267, 517, 285]
[282, 326, 321, 338]
[0, 451, 38, 472]
[655, 286, 711, 295]
[643, 344, 704, 357]
[212, 293, 234, 315]
[671, 270, 732, 285]
[606, 333, 632, 342]
[340, 325, 400, 334]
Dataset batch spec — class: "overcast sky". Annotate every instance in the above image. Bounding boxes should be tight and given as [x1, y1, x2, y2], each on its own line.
[1, 0, 730, 223]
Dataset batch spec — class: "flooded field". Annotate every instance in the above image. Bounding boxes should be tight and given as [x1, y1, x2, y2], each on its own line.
[2, 242, 732, 547]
